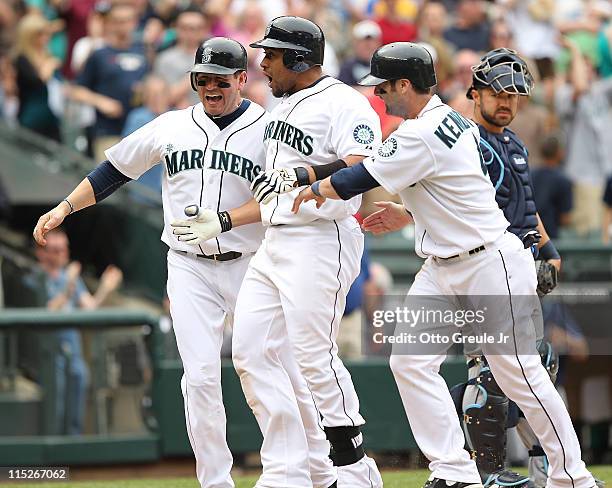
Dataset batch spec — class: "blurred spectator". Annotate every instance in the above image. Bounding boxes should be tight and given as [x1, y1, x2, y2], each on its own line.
[47, 0, 97, 79]
[555, 36, 612, 236]
[70, 3, 149, 162]
[443, 0, 490, 52]
[338, 20, 382, 86]
[509, 95, 551, 168]
[418, 1, 454, 89]
[122, 75, 170, 194]
[229, 0, 289, 25]
[488, 18, 514, 50]
[373, 0, 418, 45]
[532, 134, 573, 239]
[601, 175, 612, 244]
[0, 47, 18, 120]
[0, 1, 26, 50]
[131, 0, 164, 48]
[500, 0, 560, 82]
[26, 0, 68, 64]
[122, 75, 169, 136]
[69, 2, 107, 75]
[444, 49, 480, 117]
[232, 0, 268, 79]
[303, 0, 351, 59]
[13, 13, 63, 141]
[556, 0, 610, 69]
[153, 8, 207, 109]
[27, 228, 122, 434]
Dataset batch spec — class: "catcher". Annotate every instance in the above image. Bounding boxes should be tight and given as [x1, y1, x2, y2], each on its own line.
[458, 47, 560, 488]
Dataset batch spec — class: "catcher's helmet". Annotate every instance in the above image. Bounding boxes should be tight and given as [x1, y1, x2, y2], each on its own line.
[190, 37, 247, 90]
[250, 16, 324, 72]
[467, 48, 534, 99]
[358, 42, 437, 90]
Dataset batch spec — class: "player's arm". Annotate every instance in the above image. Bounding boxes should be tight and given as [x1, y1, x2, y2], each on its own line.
[171, 198, 261, 245]
[33, 161, 132, 245]
[251, 154, 367, 205]
[535, 213, 561, 268]
[291, 162, 381, 213]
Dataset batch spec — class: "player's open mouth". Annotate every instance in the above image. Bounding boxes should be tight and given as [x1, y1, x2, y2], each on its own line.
[265, 74, 273, 86]
[205, 95, 223, 102]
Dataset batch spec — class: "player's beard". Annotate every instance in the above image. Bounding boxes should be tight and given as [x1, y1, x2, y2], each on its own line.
[480, 107, 512, 128]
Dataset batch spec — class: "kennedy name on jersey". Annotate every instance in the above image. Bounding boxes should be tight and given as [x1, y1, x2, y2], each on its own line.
[165, 148, 261, 181]
[434, 110, 475, 149]
[263, 120, 314, 155]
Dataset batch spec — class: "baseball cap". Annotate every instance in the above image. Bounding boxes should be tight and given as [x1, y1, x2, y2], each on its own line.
[353, 20, 382, 40]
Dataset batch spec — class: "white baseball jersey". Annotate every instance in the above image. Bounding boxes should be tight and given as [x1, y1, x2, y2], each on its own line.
[260, 76, 382, 226]
[363, 95, 510, 258]
[105, 101, 268, 255]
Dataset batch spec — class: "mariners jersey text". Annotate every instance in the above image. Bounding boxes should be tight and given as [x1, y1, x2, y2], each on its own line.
[263, 120, 314, 155]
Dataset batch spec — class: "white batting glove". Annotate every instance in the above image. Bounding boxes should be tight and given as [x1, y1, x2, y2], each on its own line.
[171, 205, 231, 245]
[251, 169, 299, 205]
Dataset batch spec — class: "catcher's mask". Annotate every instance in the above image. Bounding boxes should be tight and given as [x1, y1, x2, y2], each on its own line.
[467, 48, 534, 100]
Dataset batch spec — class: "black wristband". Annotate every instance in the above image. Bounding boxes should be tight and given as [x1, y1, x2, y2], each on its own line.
[539, 240, 560, 260]
[218, 211, 233, 233]
[312, 159, 347, 181]
[294, 167, 310, 186]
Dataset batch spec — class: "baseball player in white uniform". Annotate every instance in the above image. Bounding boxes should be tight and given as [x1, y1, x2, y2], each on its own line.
[178, 16, 384, 488]
[291, 43, 597, 488]
[32, 37, 336, 488]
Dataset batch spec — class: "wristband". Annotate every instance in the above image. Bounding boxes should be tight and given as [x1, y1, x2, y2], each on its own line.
[294, 167, 310, 187]
[218, 211, 233, 233]
[312, 159, 347, 181]
[63, 198, 74, 214]
[311, 181, 322, 197]
[539, 240, 560, 261]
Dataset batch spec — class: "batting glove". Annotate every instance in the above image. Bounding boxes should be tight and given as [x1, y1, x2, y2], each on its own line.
[251, 168, 307, 205]
[170, 205, 232, 245]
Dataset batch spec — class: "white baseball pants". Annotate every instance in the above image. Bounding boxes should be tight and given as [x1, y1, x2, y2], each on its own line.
[389, 232, 595, 488]
[168, 249, 337, 488]
[233, 218, 381, 488]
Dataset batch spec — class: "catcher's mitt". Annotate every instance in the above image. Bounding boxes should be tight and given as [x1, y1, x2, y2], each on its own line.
[535, 260, 558, 296]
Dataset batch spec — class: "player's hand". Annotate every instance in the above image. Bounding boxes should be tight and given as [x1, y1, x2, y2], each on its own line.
[251, 169, 298, 205]
[292, 186, 326, 213]
[33, 201, 71, 246]
[361, 201, 413, 235]
[171, 205, 222, 245]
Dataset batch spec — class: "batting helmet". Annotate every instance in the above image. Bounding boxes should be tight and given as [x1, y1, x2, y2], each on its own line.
[358, 42, 437, 90]
[467, 48, 534, 99]
[250, 16, 324, 73]
[190, 37, 247, 91]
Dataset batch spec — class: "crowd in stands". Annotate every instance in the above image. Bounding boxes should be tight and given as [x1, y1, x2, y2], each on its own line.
[1, 0, 612, 239]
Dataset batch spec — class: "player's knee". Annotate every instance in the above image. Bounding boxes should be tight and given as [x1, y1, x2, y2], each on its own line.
[389, 355, 418, 379]
[324, 426, 365, 466]
[183, 360, 221, 387]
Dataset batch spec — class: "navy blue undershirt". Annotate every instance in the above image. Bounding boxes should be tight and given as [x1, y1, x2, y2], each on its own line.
[206, 99, 250, 130]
